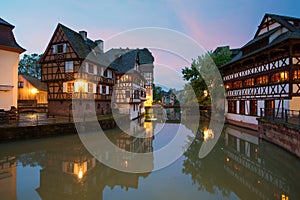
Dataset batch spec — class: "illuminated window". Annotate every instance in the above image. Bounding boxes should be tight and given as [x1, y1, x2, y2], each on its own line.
[293, 69, 300, 81]
[256, 75, 268, 85]
[244, 78, 254, 87]
[240, 100, 245, 115]
[225, 82, 232, 90]
[233, 81, 242, 88]
[250, 100, 257, 116]
[271, 71, 289, 83]
[228, 100, 236, 113]
[67, 82, 74, 93]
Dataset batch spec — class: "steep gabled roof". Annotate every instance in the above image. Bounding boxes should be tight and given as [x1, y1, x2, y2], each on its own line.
[0, 17, 14, 28]
[0, 17, 25, 53]
[254, 13, 300, 38]
[109, 48, 154, 74]
[58, 23, 101, 64]
[21, 75, 47, 91]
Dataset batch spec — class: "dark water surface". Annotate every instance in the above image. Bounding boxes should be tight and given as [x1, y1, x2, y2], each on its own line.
[0, 116, 299, 200]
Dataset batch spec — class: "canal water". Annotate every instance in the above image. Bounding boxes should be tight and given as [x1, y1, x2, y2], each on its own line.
[1, 109, 300, 200]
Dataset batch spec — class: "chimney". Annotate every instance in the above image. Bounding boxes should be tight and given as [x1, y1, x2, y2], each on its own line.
[79, 30, 87, 41]
[95, 39, 103, 53]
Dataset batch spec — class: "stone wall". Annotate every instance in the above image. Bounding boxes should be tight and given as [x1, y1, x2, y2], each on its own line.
[258, 119, 300, 158]
[0, 117, 121, 142]
[48, 100, 111, 117]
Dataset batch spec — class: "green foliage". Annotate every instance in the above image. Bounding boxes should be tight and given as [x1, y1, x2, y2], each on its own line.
[153, 84, 163, 102]
[18, 53, 43, 79]
[181, 48, 232, 106]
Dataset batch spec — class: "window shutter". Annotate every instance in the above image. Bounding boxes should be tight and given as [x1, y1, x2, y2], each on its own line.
[53, 45, 57, 54]
[63, 43, 67, 53]
[93, 83, 97, 93]
[106, 86, 109, 94]
[94, 65, 97, 74]
[63, 82, 67, 93]
[85, 63, 89, 73]
[100, 84, 103, 94]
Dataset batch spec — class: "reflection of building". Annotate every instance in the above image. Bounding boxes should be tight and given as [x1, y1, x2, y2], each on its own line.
[220, 14, 300, 129]
[0, 18, 25, 111]
[162, 89, 177, 106]
[36, 122, 154, 199]
[224, 125, 293, 200]
[39, 23, 115, 116]
[18, 75, 47, 108]
[0, 156, 17, 200]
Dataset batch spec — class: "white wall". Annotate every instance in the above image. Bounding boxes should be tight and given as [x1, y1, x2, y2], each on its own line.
[226, 113, 258, 125]
[0, 50, 20, 110]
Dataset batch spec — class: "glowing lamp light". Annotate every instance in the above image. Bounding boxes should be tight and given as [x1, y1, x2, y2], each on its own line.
[203, 129, 214, 141]
[31, 88, 38, 94]
[226, 157, 230, 162]
[281, 194, 289, 200]
[78, 168, 83, 179]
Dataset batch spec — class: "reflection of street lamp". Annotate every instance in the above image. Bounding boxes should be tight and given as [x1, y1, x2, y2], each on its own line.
[203, 90, 208, 97]
[203, 128, 214, 141]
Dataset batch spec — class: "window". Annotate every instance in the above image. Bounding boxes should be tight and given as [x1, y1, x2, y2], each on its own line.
[240, 100, 245, 115]
[99, 84, 103, 94]
[102, 85, 106, 94]
[65, 61, 73, 72]
[145, 72, 151, 78]
[293, 69, 300, 81]
[244, 78, 254, 87]
[228, 100, 236, 113]
[53, 43, 66, 54]
[250, 100, 257, 116]
[107, 70, 113, 78]
[225, 82, 232, 90]
[18, 81, 24, 88]
[93, 65, 97, 74]
[270, 71, 289, 83]
[106, 86, 109, 95]
[125, 91, 130, 98]
[67, 82, 74, 93]
[85, 63, 94, 74]
[233, 81, 242, 88]
[256, 75, 268, 85]
[88, 83, 93, 93]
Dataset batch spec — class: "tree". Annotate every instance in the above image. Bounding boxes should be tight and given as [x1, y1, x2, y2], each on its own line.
[153, 84, 164, 103]
[181, 48, 232, 106]
[18, 53, 43, 79]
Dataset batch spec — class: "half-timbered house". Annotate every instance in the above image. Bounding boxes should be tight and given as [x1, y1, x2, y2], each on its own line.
[110, 49, 151, 120]
[39, 23, 115, 117]
[220, 14, 300, 130]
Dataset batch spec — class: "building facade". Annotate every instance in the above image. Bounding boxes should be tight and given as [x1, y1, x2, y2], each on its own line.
[0, 18, 25, 111]
[18, 74, 47, 107]
[39, 23, 115, 117]
[110, 50, 148, 120]
[220, 14, 300, 130]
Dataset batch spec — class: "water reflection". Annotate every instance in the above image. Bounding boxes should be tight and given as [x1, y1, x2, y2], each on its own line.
[0, 113, 300, 199]
[182, 124, 300, 199]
